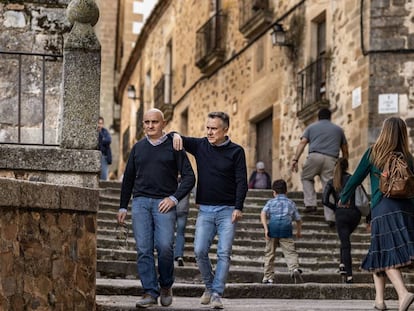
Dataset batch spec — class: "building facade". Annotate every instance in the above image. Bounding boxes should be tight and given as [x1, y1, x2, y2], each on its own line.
[94, 0, 156, 179]
[116, 0, 414, 190]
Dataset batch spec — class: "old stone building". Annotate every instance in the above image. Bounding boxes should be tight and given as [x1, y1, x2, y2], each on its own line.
[116, 0, 414, 190]
[94, 0, 156, 179]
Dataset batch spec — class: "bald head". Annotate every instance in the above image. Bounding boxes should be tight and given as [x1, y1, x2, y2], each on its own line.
[143, 108, 166, 140]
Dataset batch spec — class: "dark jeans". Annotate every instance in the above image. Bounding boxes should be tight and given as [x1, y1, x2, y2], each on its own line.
[335, 208, 361, 277]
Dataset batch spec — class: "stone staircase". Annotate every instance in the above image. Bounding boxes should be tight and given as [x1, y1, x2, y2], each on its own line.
[95, 181, 414, 310]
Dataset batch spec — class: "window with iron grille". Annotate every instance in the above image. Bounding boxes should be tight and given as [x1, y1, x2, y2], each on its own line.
[296, 16, 329, 121]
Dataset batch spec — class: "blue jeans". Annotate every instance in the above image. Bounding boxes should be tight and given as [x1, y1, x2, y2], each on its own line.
[100, 154, 109, 180]
[174, 211, 188, 258]
[194, 206, 236, 296]
[131, 197, 176, 298]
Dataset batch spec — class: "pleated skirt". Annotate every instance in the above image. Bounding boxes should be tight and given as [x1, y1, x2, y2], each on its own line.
[361, 197, 414, 272]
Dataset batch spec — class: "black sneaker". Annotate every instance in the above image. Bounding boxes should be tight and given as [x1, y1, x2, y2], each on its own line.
[345, 277, 353, 284]
[338, 264, 346, 275]
[291, 268, 303, 284]
[177, 257, 184, 267]
[262, 278, 274, 284]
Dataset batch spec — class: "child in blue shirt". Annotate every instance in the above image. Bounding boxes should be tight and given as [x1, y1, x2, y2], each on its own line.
[260, 179, 303, 284]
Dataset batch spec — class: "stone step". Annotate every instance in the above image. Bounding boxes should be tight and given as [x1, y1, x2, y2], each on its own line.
[96, 261, 386, 285]
[95, 278, 413, 301]
[96, 226, 371, 246]
[95, 295, 398, 311]
[95, 182, 380, 304]
[96, 234, 371, 258]
[96, 219, 371, 238]
[96, 258, 369, 281]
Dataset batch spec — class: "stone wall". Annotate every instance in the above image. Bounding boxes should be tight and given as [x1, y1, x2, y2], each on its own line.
[0, 178, 98, 310]
[367, 1, 414, 150]
[0, 1, 101, 310]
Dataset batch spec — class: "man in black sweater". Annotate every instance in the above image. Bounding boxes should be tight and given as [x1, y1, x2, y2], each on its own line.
[117, 108, 195, 309]
[173, 111, 248, 309]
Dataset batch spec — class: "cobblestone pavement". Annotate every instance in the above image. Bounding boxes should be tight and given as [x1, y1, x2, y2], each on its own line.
[97, 295, 400, 310]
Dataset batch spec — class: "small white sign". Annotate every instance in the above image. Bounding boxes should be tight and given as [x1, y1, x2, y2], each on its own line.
[378, 94, 398, 114]
[352, 87, 361, 109]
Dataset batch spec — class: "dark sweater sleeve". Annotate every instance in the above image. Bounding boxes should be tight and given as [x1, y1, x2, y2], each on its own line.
[340, 149, 371, 204]
[234, 147, 248, 211]
[119, 145, 137, 210]
[172, 150, 195, 202]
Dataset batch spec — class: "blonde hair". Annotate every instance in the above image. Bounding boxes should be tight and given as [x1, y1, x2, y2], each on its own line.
[370, 117, 411, 170]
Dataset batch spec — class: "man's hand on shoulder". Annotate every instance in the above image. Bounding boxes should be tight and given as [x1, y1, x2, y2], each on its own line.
[173, 133, 183, 151]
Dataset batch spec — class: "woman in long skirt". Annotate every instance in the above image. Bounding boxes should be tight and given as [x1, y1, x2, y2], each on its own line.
[340, 117, 414, 311]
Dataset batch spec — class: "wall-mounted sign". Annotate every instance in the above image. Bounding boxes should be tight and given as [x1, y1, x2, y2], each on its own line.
[378, 94, 398, 114]
[352, 87, 361, 109]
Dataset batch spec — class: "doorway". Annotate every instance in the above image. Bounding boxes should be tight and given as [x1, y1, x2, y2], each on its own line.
[256, 114, 273, 178]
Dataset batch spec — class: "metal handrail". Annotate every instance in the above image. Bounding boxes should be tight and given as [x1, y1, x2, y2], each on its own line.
[0, 50, 63, 146]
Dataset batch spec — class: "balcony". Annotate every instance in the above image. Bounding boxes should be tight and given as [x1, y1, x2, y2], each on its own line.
[154, 75, 173, 121]
[195, 12, 226, 74]
[239, 0, 272, 40]
[297, 56, 330, 122]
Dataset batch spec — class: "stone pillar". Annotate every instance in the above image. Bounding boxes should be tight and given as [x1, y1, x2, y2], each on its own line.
[0, 1, 101, 310]
[60, 0, 101, 150]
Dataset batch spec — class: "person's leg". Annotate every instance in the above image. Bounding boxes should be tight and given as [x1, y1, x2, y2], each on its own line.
[212, 207, 236, 296]
[301, 153, 322, 208]
[320, 155, 337, 222]
[194, 208, 217, 293]
[385, 268, 414, 310]
[174, 211, 188, 260]
[263, 238, 277, 282]
[335, 211, 353, 277]
[279, 238, 299, 271]
[131, 197, 158, 299]
[373, 272, 387, 309]
[100, 154, 109, 180]
[154, 199, 176, 290]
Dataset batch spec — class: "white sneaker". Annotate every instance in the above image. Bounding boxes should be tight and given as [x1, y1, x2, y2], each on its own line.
[210, 293, 223, 309]
[200, 290, 212, 305]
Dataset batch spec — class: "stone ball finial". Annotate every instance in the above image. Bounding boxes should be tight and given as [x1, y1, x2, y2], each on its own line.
[67, 0, 99, 27]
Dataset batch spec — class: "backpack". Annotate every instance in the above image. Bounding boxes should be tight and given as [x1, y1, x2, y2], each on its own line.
[379, 152, 414, 199]
[355, 184, 370, 216]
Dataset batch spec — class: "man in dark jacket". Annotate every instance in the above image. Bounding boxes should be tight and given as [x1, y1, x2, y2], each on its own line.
[98, 116, 112, 180]
[117, 108, 195, 309]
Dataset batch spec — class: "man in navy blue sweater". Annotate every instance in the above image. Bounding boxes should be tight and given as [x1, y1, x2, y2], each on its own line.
[117, 108, 195, 309]
[173, 111, 248, 309]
